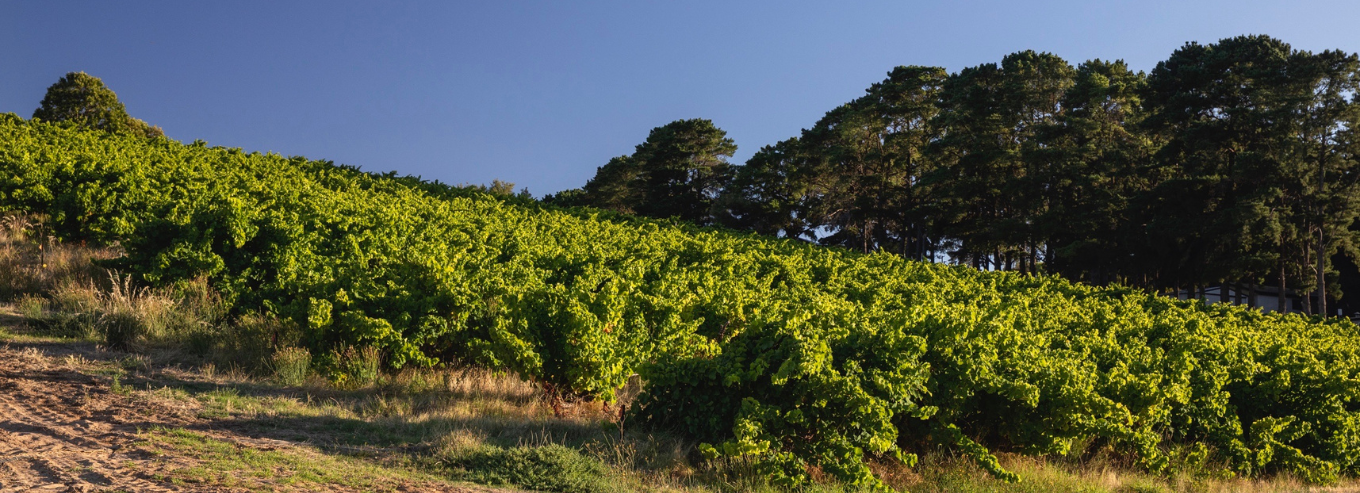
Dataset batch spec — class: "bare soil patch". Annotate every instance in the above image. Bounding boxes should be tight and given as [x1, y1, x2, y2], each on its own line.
[0, 344, 491, 492]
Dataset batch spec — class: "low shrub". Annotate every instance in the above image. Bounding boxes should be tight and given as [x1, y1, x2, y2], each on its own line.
[270, 346, 312, 386]
[99, 306, 148, 351]
[15, 294, 45, 319]
[326, 345, 381, 388]
[441, 444, 611, 493]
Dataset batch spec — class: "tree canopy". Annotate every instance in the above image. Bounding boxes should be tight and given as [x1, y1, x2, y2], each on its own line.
[563, 35, 1360, 316]
[32, 72, 163, 138]
[567, 118, 735, 224]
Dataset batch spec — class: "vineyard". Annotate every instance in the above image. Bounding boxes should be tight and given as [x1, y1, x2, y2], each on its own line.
[5, 115, 1360, 489]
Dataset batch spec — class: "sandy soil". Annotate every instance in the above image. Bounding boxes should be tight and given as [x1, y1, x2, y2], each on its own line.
[0, 344, 187, 491]
[0, 343, 485, 492]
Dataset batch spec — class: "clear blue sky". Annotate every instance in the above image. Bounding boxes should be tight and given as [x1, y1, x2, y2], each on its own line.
[4, 1, 1359, 196]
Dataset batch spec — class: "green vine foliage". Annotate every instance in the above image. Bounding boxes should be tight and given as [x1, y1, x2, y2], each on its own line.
[634, 292, 933, 488]
[5, 115, 1360, 488]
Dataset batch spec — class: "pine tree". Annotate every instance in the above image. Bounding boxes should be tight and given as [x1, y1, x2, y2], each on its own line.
[1032, 59, 1154, 283]
[930, 52, 1073, 269]
[1143, 36, 1310, 308]
[578, 119, 735, 224]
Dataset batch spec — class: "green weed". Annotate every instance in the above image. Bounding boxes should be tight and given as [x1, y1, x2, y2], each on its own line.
[270, 346, 312, 386]
[327, 345, 381, 388]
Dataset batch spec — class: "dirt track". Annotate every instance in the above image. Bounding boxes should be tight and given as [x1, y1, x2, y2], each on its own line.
[0, 343, 485, 492]
[0, 344, 193, 492]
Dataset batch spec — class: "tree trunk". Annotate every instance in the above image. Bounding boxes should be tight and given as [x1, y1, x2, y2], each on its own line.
[1303, 246, 1314, 316]
[1318, 229, 1327, 317]
[1278, 263, 1288, 314]
[1022, 243, 1033, 277]
[1318, 154, 1327, 317]
[1220, 282, 1229, 304]
[1249, 283, 1257, 308]
[862, 222, 871, 254]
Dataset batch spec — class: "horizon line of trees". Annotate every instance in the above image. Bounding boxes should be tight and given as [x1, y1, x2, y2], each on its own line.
[548, 35, 1360, 317]
[22, 39, 1360, 318]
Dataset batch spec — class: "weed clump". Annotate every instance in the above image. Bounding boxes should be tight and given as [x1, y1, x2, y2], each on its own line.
[215, 313, 299, 372]
[325, 345, 381, 388]
[15, 295, 45, 318]
[99, 306, 148, 350]
[270, 346, 311, 386]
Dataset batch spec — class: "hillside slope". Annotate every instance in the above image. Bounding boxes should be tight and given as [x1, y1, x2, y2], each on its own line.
[4, 115, 1360, 487]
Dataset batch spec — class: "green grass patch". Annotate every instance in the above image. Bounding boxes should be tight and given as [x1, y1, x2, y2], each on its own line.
[137, 427, 452, 491]
[439, 443, 614, 493]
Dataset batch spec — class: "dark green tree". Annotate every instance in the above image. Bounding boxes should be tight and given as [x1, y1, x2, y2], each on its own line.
[1032, 60, 1155, 283]
[1142, 36, 1316, 309]
[800, 101, 904, 253]
[32, 72, 163, 138]
[797, 66, 947, 254]
[715, 138, 815, 239]
[1292, 48, 1360, 315]
[579, 156, 644, 214]
[541, 187, 589, 207]
[873, 66, 950, 260]
[578, 119, 735, 224]
[631, 119, 737, 223]
[930, 51, 1073, 270]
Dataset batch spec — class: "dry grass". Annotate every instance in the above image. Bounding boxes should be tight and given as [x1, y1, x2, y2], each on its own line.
[124, 356, 1360, 493]
[890, 451, 1360, 493]
[0, 212, 121, 301]
[136, 426, 470, 492]
[0, 213, 247, 364]
[96, 351, 701, 492]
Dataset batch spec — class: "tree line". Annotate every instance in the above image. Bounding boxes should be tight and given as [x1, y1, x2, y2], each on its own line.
[548, 35, 1360, 317]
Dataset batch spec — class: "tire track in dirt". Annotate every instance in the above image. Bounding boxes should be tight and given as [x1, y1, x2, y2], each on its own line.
[0, 347, 187, 492]
[0, 344, 500, 492]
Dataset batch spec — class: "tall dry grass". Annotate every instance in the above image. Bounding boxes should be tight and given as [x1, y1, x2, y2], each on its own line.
[0, 211, 253, 361]
[0, 212, 120, 301]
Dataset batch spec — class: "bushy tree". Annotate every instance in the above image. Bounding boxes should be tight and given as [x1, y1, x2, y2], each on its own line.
[1292, 48, 1360, 315]
[580, 156, 644, 214]
[801, 66, 947, 254]
[579, 119, 735, 224]
[1139, 36, 1352, 309]
[32, 72, 163, 138]
[715, 138, 813, 238]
